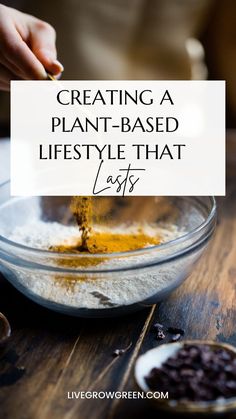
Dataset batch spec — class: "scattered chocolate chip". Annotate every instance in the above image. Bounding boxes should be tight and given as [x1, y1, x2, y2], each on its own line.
[151, 322, 185, 342]
[145, 343, 236, 402]
[156, 330, 165, 341]
[167, 327, 185, 336]
[171, 333, 181, 342]
[112, 342, 132, 357]
[113, 349, 124, 356]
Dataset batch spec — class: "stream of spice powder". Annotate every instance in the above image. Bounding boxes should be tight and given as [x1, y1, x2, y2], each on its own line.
[46, 76, 161, 268]
[70, 196, 92, 251]
[49, 196, 161, 267]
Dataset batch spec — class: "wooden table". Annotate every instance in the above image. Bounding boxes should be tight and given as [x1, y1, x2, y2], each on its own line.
[0, 136, 235, 419]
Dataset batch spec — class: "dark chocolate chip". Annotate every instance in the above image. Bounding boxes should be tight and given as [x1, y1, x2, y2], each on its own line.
[156, 330, 165, 340]
[167, 327, 185, 336]
[171, 334, 181, 342]
[145, 343, 236, 402]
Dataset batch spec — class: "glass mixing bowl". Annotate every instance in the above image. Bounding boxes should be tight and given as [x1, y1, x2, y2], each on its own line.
[0, 182, 216, 317]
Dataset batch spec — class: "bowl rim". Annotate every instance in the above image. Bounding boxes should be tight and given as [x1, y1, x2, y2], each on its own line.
[0, 188, 217, 272]
[0, 192, 216, 257]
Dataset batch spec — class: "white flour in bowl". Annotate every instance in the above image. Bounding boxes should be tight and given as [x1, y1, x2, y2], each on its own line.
[9, 220, 180, 250]
[5, 220, 192, 310]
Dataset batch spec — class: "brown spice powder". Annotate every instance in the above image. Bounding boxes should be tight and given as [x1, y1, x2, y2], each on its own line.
[50, 196, 161, 268]
[70, 196, 92, 251]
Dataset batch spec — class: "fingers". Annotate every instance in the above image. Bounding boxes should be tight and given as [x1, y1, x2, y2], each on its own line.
[0, 4, 63, 88]
[29, 20, 64, 76]
[0, 62, 19, 91]
[0, 27, 48, 80]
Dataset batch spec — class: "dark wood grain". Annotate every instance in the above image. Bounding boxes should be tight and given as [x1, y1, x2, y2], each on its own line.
[110, 155, 236, 419]
[0, 277, 156, 419]
[0, 138, 235, 419]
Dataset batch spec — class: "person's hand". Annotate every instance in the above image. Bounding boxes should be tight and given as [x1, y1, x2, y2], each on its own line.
[0, 4, 63, 90]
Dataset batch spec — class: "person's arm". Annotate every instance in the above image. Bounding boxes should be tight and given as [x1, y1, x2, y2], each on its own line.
[0, 3, 63, 90]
